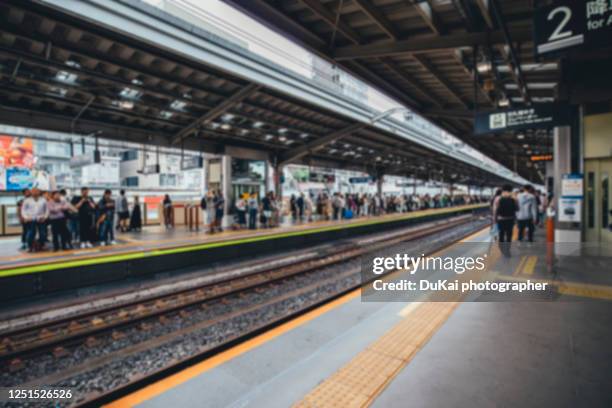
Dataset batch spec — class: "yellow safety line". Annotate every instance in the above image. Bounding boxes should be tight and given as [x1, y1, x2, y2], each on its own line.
[294, 229, 501, 408]
[106, 220, 491, 408]
[513, 256, 527, 277]
[294, 302, 459, 408]
[522, 256, 538, 276]
[501, 275, 612, 301]
[104, 290, 361, 408]
[0, 204, 485, 278]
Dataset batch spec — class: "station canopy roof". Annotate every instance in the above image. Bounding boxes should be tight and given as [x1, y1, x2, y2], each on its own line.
[0, 0, 531, 186]
[223, 0, 570, 184]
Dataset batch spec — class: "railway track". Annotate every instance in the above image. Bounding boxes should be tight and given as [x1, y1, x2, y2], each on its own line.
[0, 213, 489, 407]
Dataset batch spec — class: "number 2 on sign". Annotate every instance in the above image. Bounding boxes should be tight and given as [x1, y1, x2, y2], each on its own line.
[548, 6, 573, 41]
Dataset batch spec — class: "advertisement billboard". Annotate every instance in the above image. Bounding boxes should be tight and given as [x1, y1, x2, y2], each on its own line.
[0, 135, 34, 169]
[6, 168, 34, 191]
[0, 135, 36, 191]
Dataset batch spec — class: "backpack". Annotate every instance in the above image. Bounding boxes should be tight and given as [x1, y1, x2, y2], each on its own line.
[200, 197, 207, 210]
[497, 196, 517, 218]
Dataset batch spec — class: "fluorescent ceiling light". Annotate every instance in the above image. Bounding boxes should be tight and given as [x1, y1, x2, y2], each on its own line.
[49, 86, 68, 97]
[112, 100, 134, 110]
[476, 61, 492, 74]
[55, 70, 78, 84]
[119, 87, 142, 100]
[65, 60, 81, 69]
[170, 99, 187, 111]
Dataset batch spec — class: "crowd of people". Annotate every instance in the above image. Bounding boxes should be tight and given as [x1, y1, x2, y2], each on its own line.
[226, 191, 487, 231]
[17, 187, 142, 253]
[16, 185, 487, 253]
[491, 184, 548, 256]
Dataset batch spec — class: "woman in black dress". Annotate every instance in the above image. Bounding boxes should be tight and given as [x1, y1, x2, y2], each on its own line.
[129, 195, 142, 232]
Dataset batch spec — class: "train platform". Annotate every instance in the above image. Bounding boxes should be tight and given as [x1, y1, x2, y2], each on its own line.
[106, 228, 612, 408]
[0, 204, 486, 302]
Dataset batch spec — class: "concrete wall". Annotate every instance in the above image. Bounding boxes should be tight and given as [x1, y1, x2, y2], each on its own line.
[584, 112, 612, 159]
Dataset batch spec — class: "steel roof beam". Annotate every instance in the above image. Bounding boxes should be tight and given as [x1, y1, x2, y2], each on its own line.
[353, 0, 400, 40]
[347, 60, 423, 108]
[489, 0, 531, 104]
[379, 58, 442, 108]
[413, 0, 446, 35]
[423, 108, 474, 120]
[299, 0, 361, 44]
[413, 55, 470, 109]
[279, 123, 365, 166]
[172, 83, 261, 145]
[453, 48, 494, 106]
[474, 0, 495, 29]
[333, 28, 531, 60]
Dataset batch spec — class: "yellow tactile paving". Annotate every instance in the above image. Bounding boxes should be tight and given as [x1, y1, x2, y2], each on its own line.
[501, 275, 612, 300]
[108, 224, 493, 408]
[292, 301, 458, 408]
[294, 242, 502, 408]
[513, 256, 527, 276]
[521, 256, 538, 276]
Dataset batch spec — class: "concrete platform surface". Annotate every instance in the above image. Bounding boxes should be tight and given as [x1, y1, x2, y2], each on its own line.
[109, 228, 612, 408]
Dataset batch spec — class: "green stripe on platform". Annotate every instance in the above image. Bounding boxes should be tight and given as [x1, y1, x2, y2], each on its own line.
[0, 205, 485, 278]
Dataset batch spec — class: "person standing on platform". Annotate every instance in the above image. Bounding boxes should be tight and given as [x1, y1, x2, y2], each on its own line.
[247, 192, 258, 230]
[290, 194, 297, 222]
[516, 185, 538, 242]
[297, 193, 305, 222]
[98, 189, 117, 246]
[490, 189, 502, 241]
[493, 184, 518, 256]
[272, 192, 281, 227]
[17, 188, 31, 250]
[204, 191, 215, 233]
[129, 195, 142, 232]
[21, 188, 48, 252]
[48, 191, 74, 251]
[261, 191, 272, 228]
[214, 190, 225, 232]
[75, 187, 96, 248]
[116, 189, 130, 233]
[304, 193, 313, 222]
[235, 193, 247, 229]
[162, 194, 173, 229]
[332, 193, 341, 220]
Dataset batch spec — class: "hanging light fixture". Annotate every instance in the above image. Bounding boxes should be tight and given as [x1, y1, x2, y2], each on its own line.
[476, 60, 492, 74]
[498, 94, 510, 107]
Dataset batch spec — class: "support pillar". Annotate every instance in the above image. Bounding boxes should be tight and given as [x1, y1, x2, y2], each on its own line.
[222, 155, 232, 215]
[376, 172, 384, 196]
[274, 164, 283, 200]
[553, 125, 581, 244]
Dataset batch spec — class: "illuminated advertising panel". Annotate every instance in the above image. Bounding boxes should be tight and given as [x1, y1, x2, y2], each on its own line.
[0, 135, 35, 191]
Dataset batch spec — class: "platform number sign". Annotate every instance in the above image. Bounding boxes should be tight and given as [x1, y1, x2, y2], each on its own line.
[534, 0, 612, 57]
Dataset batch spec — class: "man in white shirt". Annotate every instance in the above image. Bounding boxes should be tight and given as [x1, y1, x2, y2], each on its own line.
[21, 188, 49, 252]
[516, 185, 538, 242]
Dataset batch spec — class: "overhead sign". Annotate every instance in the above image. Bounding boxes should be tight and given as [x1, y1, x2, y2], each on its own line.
[181, 156, 204, 170]
[70, 152, 96, 167]
[139, 164, 161, 175]
[534, 0, 612, 57]
[474, 104, 572, 134]
[531, 154, 553, 162]
[309, 171, 335, 184]
[349, 176, 373, 184]
[561, 173, 583, 198]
